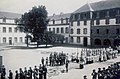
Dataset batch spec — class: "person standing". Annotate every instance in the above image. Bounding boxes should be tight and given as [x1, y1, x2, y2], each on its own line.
[33, 66, 38, 79]
[1, 65, 6, 79]
[15, 70, 19, 79]
[39, 65, 43, 79]
[8, 70, 13, 79]
[19, 68, 24, 79]
[41, 57, 44, 65]
[65, 59, 69, 72]
[46, 57, 48, 66]
[91, 69, 97, 79]
[98, 68, 103, 79]
[28, 67, 33, 79]
[83, 75, 88, 79]
[43, 65, 47, 79]
[23, 67, 27, 79]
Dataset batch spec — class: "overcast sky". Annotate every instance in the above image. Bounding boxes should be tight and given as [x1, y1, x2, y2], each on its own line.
[0, 0, 103, 15]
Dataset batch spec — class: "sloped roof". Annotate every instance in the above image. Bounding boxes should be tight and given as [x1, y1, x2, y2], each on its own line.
[0, 11, 22, 19]
[74, 0, 120, 13]
[48, 13, 71, 21]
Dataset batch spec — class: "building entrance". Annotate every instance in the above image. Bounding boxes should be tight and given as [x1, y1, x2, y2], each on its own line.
[83, 37, 88, 46]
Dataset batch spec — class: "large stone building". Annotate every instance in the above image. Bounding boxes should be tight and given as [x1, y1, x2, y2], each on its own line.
[1, 0, 120, 47]
[69, 0, 120, 47]
[0, 12, 26, 45]
[48, 13, 71, 43]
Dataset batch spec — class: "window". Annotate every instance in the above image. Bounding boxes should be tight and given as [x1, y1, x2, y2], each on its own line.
[53, 20, 55, 24]
[84, 20, 87, 25]
[96, 19, 100, 25]
[53, 28, 55, 33]
[20, 37, 23, 43]
[19, 27, 24, 32]
[14, 37, 17, 43]
[61, 18, 63, 24]
[77, 21, 80, 26]
[71, 22, 73, 26]
[61, 27, 64, 33]
[70, 37, 74, 43]
[116, 29, 120, 34]
[83, 28, 87, 34]
[77, 29, 80, 34]
[49, 28, 51, 31]
[91, 29, 93, 34]
[66, 18, 69, 23]
[14, 27, 17, 32]
[97, 29, 99, 34]
[71, 29, 73, 34]
[3, 37, 6, 43]
[9, 27, 12, 33]
[116, 17, 120, 24]
[65, 27, 69, 33]
[105, 18, 109, 24]
[91, 20, 94, 25]
[106, 29, 109, 34]
[3, 18, 6, 23]
[77, 37, 80, 43]
[3, 27, 6, 33]
[56, 28, 59, 33]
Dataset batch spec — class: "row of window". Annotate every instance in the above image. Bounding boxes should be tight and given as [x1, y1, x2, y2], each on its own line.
[71, 8, 120, 21]
[1, 18, 18, 24]
[52, 18, 69, 25]
[71, 18, 120, 26]
[48, 27, 69, 34]
[2, 37, 23, 43]
[95, 28, 120, 34]
[70, 28, 87, 34]
[70, 37, 81, 43]
[2, 27, 22, 33]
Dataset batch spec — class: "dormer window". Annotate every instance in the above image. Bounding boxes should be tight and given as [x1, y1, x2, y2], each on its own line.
[3, 17, 6, 23]
[66, 18, 69, 23]
[106, 11, 109, 17]
[117, 8, 120, 16]
[61, 18, 63, 24]
[72, 14, 75, 20]
[53, 20, 55, 24]
[105, 18, 109, 24]
[96, 12, 100, 18]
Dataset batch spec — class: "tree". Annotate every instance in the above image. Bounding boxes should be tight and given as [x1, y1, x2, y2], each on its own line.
[20, 5, 48, 47]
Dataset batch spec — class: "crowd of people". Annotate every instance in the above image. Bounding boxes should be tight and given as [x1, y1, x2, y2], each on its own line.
[79, 47, 118, 65]
[0, 64, 47, 79]
[48, 52, 68, 66]
[0, 51, 69, 79]
[84, 62, 120, 79]
[0, 47, 119, 79]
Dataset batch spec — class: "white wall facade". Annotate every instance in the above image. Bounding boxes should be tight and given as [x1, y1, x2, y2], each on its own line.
[70, 20, 91, 46]
[0, 18, 26, 45]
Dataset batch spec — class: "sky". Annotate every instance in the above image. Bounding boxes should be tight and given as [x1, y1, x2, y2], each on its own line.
[0, 0, 103, 16]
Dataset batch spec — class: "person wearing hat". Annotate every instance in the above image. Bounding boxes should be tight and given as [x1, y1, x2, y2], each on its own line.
[83, 75, 87, 79]
[91, 69, 97, 79]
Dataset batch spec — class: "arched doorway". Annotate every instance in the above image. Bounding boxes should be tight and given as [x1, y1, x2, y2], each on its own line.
[103, 39, 111, 46]
[94, 39, 101, 45]
[83, 37, 88, 46]
[114, 39, 120, 46]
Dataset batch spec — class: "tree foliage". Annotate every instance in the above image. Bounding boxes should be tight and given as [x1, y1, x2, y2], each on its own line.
[20, 5, 48, 47]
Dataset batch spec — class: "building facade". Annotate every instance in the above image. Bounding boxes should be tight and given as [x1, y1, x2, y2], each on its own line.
[0, 12, 26, 45]
[69, 0, 120, 47]
[48, 13, 71, 43]
[1, 0, 120, 47]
